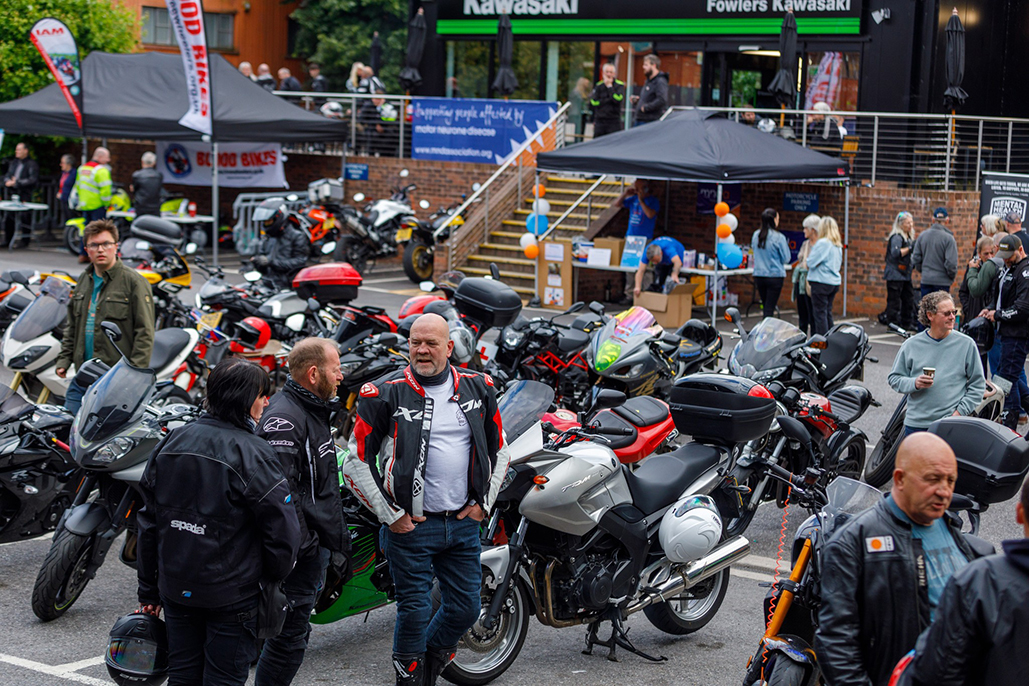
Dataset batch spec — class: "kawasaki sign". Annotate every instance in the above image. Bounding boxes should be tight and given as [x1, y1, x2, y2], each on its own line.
[440, 0, 863, 35]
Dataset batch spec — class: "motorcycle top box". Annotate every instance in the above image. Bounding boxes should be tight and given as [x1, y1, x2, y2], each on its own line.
[669, 373, 777, 444]
[130, 216, 181, 246]
[452, 277, 522, 330]
[928, 416, 1029, 505]
[292, 263, 362, 305]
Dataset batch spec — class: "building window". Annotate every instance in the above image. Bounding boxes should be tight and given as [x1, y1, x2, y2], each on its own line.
[141, 7, 234, 51]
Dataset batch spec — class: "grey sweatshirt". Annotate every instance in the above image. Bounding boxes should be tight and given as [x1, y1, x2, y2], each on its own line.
[888, 329, 985, 428]
[911, 223, 958, 287]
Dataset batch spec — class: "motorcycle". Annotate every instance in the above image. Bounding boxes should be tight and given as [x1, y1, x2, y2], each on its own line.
[119, 235, 197, 329]
[334, 169, 418, 274]
[64, 185, 132, 255]
[725, 307, 874, 394]
[397, 190, 477, 284]
[30, 323, 201, 621]
[0, 269, 77, 337]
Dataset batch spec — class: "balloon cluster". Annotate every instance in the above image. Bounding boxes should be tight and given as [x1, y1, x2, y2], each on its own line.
[522, 184, 548, 258]
[713, 201, 743, 269]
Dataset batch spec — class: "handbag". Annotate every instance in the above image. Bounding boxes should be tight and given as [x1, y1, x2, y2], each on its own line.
[257, 579, 289, 639]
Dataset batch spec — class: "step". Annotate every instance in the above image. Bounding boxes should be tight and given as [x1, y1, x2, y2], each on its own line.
[479, 242, 526, 252]
[514, 209, 598, 220]
[460, 267, 536, 290]
[501, 219, 586, 232]
[546, 175, 624, 187]
[467, 254, 535, 268]
[538, 188, 621, 198]
[491, 230, 531, 240]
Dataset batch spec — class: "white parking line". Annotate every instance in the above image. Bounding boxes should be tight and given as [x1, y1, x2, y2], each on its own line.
[55, 657, 105, 672]
[731, 568, 775, 583]
[0, 653, 108, 685]
[740, 554, 780, 571]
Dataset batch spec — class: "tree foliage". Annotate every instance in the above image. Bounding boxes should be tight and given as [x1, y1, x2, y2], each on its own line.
[0, 0, 139, 104]
[290, 0, 408, 93]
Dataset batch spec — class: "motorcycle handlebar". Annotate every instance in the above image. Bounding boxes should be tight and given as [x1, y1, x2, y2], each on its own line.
[584, 424, 634, 436]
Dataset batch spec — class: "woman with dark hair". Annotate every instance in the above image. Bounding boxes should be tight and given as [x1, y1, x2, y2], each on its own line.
[750, 207, 791, 318]
[136, 358, 300, 686]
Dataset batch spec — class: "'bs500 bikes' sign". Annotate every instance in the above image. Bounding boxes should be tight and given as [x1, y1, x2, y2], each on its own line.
[157, 142, 286, 188]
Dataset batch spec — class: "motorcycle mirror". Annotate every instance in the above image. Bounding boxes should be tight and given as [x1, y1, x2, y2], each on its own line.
[472, 183, 482, 191]
[286, 194, 299, 202]
[563, 301, 585, 316]
[7, 271, 30, 286]
[377, 333, 400, 348]
[489, 263, 501, 281]
[775, 415, 812, 446]
[321, 241, 336, 255]
[419, 281, 436, 292]
[100, 321, 123, 343]
[724, 306, 746, 339]
[419, 199, 431, 209]
[243, 270, 262, 283]
[135, 240, 152, 251]
[807, 335, 828, 350]
[185, 243, 198, 255]
[353, 193, 366, 203]
[399, 169, 410, 178]
[307, 297, 321, 312]
[592, 388, 627, 413]
[589, 301, 606, 315]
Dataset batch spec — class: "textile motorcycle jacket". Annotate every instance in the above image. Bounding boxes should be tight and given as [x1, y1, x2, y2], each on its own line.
[137, 415, 301, 608]
[258, 223, 309, 289]
[994, 255, 1029, 339]
[258, 378, 348, 560]
[900, 538, 1029, 686]
[344, 365, 509, 526]
[814, 497, 975, 686]
[589, 79, 625, 123]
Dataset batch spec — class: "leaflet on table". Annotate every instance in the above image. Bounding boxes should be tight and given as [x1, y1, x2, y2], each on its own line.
[620, 235, 647, 269]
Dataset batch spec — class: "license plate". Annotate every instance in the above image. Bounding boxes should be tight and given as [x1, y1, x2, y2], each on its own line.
[199, 311, 222, 330]
[395, 228, 412, 242]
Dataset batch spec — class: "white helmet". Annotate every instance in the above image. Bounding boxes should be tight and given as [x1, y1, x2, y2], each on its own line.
[659, 495, 723, 564]
[449, 321, 476, 365]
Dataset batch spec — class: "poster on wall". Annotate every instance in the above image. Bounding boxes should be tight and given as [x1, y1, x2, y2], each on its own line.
[696, 183, 740, 214]
[979, 172, 1029, 224]
[411, 98, 559, 165]
[156, 142, 286, 188]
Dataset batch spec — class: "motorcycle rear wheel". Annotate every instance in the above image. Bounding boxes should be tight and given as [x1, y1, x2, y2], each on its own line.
[402, 239, 435, 284]
[643, 567, 729, 635]
[444, 577, 532, 686]
[334, 237, 368, 275]
[865, 400, 906, 488]
[31, 530, 95, 621]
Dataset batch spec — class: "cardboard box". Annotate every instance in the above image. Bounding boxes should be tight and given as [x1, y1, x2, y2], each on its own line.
[634, 281, 699, 328]
[592, 237, 624, 266]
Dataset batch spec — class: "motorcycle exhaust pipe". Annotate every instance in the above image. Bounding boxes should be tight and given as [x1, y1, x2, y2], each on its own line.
[625, 535, 750, 616]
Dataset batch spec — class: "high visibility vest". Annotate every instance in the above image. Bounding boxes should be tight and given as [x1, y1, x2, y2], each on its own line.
[74, 162, 112, 211]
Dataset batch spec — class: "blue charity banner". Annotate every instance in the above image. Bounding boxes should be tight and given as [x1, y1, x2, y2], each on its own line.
[411, 97, 559, 165]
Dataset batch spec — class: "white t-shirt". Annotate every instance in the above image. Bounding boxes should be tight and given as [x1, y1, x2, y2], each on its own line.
[422, 378, 472, 512]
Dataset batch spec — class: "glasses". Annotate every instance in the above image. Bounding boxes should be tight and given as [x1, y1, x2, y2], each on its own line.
[86, 241, 117, 252]
[935, 309, 958, 318]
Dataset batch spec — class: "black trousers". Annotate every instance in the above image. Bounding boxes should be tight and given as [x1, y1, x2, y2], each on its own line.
[162, 596, 260, 686]
[885, 280, 916, 329]
[794, 282, 813, 336]
[593, 118, 623, 138]
[754, 276, 784, 318]
[809, 281, 839, 335]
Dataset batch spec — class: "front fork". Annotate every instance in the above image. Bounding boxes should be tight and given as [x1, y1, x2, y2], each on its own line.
[482, 517, 528, 630]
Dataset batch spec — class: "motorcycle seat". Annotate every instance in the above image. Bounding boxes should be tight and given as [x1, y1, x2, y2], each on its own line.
[149, 328, 192, 371]
[624, 443, 722, 516]
[556, 328, 590, 353]
[589, 411, 638, 450]
[613, 396, 671, 428]
[826, 385, 873, 425]
[820, 329, 861, 380]
[361, 211, 378, 226]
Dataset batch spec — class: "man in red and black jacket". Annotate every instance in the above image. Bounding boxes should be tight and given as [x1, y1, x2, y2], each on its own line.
[345, 313, 508, 686]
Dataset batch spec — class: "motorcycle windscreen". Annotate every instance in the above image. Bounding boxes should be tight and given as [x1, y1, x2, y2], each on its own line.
[590, 306, 660, 373]
[0, 386, 32, 423]
[497, 380, 554, 444]
[198, 276, 232, 301]
[734, 318, 807, 372]
[74, 358, 155, 445]
[8, 277, 71, 343]
[821, 476, 884, 537]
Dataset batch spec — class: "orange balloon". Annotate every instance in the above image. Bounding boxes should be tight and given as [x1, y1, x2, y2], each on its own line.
[716, 223, 732, 239]
[534, 184, 546, 198]
[524, 243, 540, 259]
[714, 202, 730, 217]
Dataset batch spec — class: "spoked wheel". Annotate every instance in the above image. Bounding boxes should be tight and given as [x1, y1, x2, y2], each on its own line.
[402, 240, 435, 284]
[865, 399, 906, 487]
[444, 575, 532, 686]
[334, 237, 368, 275]
[32, 531, 96, 621]
[643, 567, 730, 635]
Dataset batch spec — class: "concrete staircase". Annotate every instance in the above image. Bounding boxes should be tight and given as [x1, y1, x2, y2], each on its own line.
[457, 175, 624, 296]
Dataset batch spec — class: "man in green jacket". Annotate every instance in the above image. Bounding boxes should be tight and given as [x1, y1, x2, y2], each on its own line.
[55, 220, 155, 413]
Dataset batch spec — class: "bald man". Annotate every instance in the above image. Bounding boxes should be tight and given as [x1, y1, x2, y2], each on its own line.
[815, 433, 976, 686]
[344, 314, 508, 686]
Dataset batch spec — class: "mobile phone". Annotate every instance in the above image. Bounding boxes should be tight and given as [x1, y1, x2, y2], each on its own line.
[923, 367, 935, 378]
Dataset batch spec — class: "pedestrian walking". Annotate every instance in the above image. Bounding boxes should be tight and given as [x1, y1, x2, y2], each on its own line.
[807, 215, 843, 335]
[345, 313, 509, 686]
[630, 54, 668, 126]
[589, 63, 625, 138]
[887, 292, 985, 436]
[255, 338, 349, 685]
[911, 206, 958, 301]
[792, 214, 820, 336]
[1003, 210, 1029, 254]
[751, 208, 791, 319]
[981, 233, 1029, 430]
[884, 211, 917, 330]
[136, 358, 301, 686]
[252, 199, 310, 291]
[130, 152, 163, 219]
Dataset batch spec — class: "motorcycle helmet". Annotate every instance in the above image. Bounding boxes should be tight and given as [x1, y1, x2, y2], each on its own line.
[106, 611, 169, 686]
[449, 321, 476, 365]
[320, 101, 344, 118]
[659, 495, 723, 564]
[961, 315, 995, 355]
[253, 199, 287, 237]
[677, 319, 717, 346]
[231, 316, 272, 353]
[424, 299, 460, 321]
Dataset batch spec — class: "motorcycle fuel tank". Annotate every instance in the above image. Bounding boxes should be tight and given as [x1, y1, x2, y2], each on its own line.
[519, 443, 632, 536]
[257, 292, 308, 320]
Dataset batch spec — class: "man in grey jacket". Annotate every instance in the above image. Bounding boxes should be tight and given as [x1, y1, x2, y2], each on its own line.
[911, 207, 958, 301]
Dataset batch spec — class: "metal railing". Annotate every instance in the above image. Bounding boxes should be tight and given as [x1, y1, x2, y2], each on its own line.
[273, 91, 412, 159]
[539, 174, 609, 241]
[231, 191, 306, 256]
[675, 106, 1029, 191]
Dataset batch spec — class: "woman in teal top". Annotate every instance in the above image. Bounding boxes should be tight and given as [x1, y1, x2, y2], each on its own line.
[750, 208, 791, 318]
[807, 215, 844, 335]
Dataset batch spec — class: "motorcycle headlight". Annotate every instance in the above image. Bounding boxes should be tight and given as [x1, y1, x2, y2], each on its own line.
[594, 341, 622, 372]
[339, 360, 364, 378]
[752, 366, 788, 383]
[93, 436, 138, 464]
[502, 329, 525, 350]
[500, 467, 518, 492]
[7, 345, 50, 370]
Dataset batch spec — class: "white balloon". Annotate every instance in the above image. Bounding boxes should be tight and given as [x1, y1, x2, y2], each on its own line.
[722, 213, 739, 231]
[532, 199, 551, 216]
[519, 232, 538, 249]
[717, 233, 736, 245]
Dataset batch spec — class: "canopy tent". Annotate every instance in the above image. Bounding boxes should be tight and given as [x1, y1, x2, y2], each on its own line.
[536, 109, 852, 319]
[0, 51, 347, 142]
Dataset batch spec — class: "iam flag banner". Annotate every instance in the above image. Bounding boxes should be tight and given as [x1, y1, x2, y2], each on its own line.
[165, 0, 213, 135]
[157, 142, 286, 188]
[28, 18, 84, 130]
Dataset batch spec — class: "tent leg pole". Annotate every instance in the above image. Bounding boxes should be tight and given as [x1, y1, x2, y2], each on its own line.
[81, 137, 88, 165]
[212, 141, 219, 268]
[843, 182, 850, 318]
[713, 183, 722, 325]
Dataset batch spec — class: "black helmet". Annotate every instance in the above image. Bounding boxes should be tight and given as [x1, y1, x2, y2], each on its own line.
[961, 315, 995, 355]
[106, 612, 169, 686]
[254, 199, 287, 237]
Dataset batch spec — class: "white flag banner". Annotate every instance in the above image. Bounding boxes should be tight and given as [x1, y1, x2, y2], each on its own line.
[165, 0, 212, 135]
[157, 142, 286, 188]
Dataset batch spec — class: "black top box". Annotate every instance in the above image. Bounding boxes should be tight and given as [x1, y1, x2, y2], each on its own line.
[669, 373, 777, 445]
[928, 417, 1029, 505]
[453, 277, 522, 330]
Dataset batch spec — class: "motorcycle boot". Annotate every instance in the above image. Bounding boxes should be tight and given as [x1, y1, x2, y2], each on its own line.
[424, 644, 457, 686]
[393, 653, 424, 686]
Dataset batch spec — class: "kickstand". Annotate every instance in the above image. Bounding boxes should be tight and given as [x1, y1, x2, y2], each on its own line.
[583, 618, 667, 663]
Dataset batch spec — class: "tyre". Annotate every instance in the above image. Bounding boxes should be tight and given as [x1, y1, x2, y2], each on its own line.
[827, 436, 866, 484]
[766, 654, 808, 686]
[643, 566, 730, 635]
[334, 237, 367, 275]
[31, 530, 95, 621]
[719, 473, 762, 538]
[153, 384, 194, 407]
[64, 224, 82, 256]
[444, 577, 532, 686]
[402, 240, 435, 284]
[865, 400, 906, 487]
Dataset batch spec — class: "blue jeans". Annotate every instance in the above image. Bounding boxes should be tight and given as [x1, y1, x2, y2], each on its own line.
[63, 378, 87, 415]
[904, 425, 923, 437]
[161, 596, 260, 686]
[990, 335, 1027, 405]
[998, 335, 1029, 422]
[381, 514, 482, 654]
[254, 548, 330, 685]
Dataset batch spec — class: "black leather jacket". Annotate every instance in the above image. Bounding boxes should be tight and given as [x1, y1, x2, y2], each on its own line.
[900, 538, 1029, 686]
[137, 415, 301, 608]
[258, 223, 309, 289]
[814, 497, 975, 686]
[633, 71, 669, 123]
[258, 378, 348, 560]
[995, 255, 1029, 338]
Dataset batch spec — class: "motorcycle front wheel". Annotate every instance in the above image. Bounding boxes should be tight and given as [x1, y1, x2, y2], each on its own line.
[444, 577, 532, 686]
[643, 566, 730, 635]
[402, 239, 435, 284]
[31, 530, 95, 621]
[765, 654, 809, 686]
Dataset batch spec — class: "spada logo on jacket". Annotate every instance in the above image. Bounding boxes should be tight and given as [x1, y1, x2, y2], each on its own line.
[170, 519, 206, 535]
